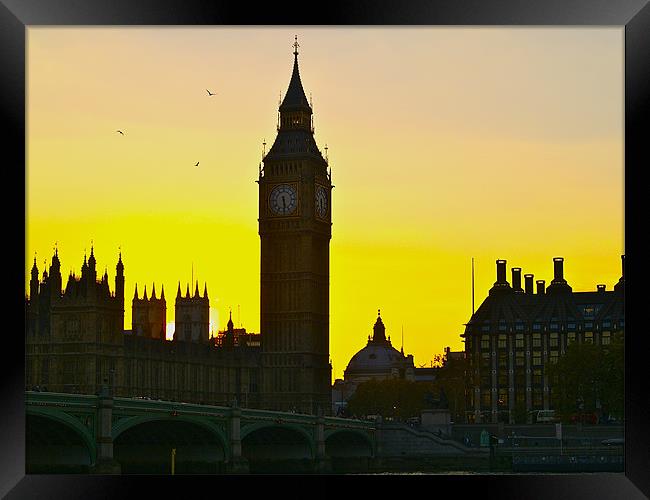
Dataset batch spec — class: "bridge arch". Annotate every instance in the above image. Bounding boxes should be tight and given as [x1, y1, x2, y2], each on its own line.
[113, 416, 229, 474]
[26, 408, 96, 472]
[324, 428, 375, 457]
[241, 422, 315, 473]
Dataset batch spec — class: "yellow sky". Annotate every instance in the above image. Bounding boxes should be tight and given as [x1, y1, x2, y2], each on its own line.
[26, 27, 624, 381]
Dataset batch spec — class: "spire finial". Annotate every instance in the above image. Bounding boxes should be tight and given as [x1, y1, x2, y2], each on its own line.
[378, 308, 381, 317]
[324, 144, 328, 163]
[293, 35, 299, 57]
[55, 241, 58, 256]
[262, 139, 266, 158]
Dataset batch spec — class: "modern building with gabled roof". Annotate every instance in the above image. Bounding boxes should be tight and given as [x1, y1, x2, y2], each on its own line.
[461, 255, 624, 424]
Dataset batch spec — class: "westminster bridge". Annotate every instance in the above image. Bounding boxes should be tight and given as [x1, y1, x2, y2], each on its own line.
[26, 390, 377, 474]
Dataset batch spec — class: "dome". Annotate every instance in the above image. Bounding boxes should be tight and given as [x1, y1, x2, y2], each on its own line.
[344, 310, 412, 376]
[345, 342, 406, 375]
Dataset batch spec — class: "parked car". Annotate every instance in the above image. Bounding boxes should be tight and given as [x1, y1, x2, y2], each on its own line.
[530, 410, 559, 423]
[601, 438, 624, 446]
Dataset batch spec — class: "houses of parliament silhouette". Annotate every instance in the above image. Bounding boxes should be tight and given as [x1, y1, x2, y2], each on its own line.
[25, 39, 332, 415]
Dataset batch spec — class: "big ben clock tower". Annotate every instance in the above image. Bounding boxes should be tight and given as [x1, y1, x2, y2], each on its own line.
[258, 38, 332, 414]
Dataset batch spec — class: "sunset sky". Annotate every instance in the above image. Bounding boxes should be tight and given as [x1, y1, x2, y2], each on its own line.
[26, 27, 624, 381]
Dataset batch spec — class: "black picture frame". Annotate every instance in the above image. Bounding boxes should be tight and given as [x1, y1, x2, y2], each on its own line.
[1, 0, 647, 497]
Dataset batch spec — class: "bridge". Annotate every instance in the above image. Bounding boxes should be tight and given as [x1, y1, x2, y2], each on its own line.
[26, 390, 376, 474]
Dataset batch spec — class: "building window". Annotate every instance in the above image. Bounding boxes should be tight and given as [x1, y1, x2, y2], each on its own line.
[550, 323, 558, 331]
[533, 391, 543, 407]
[515, 323, 524, 331]
[481, 335, 490, 350]
[584, 332, 593, 344]
[515, 334, 524, 349]
[533, 324, 541, 331]
[568, 323, 576, 330]
[498, 334, 507, 349]
[515, 352, 525, 367]
[549, 333, 559, 348]
[532, 352, 542, 366]
[481, 391, 491, 407]
[532, 333, 541, 348]
[550, 351, 559, 364]
[602, 331, 611, 345]
[568, 332, 576, 344]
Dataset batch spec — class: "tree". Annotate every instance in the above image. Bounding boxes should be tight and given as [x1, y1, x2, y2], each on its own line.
[547, 332, 624, 422]
[430, 352, 467, 422]
[346, 378, 429, 420]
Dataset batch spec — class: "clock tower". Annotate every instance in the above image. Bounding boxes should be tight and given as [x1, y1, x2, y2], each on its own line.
[258, 38, 332, 414]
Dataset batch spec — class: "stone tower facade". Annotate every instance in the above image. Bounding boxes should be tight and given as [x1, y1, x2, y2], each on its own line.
[258, 39, 333, 414]
[25, 247, 125, 394]
[173, 282, 209, 343]
[132, 283, 166, 339]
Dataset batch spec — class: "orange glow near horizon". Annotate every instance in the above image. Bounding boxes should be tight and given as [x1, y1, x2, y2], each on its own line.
[26, 27, 624, 381]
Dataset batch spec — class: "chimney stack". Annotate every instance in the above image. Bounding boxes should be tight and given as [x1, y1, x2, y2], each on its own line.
[536, 280, 545, 295]
[512, 268, 523, 292]
[553, 257, 564, 281]
[621, 254, 625, 278]
[496, 259, 507, 284]
[524, 274, 534, 294]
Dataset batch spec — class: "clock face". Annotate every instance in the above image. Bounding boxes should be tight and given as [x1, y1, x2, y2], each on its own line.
[315, 186, 328, 219]
[269, 184, 297, 216]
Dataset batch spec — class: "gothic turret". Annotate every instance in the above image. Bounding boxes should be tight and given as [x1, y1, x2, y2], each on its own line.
[30, 257, 39, 299]
[115, 251, 125, 301]
[88, 245, 97, 282]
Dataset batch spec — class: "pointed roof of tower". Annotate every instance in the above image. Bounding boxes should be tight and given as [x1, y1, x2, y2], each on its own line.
[151, 283, 156, 299]
[372, 309, 387, 343]
[265, 38, 326, 164]
[116, 249, 124, 272]
[194, 281, 200, 298]
[177, 281, 182, 299]
[134, 283, 139, 300]
[31, 256, 38, 278]
[279, 36, 311, 112]
[143, 284, 148, 300]
[203, 282, 208, 298]
[160, 284, 165, 301]
[185, 283, 190, 298]
[88, 244, 96, 267]
[227, 309, 234, 331]
[51, 244, 60, 268]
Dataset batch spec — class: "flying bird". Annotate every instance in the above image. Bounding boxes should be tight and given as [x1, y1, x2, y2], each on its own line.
[195, 161, 200, 167]
[116, 130, 124, 135]
[206, 89, 216, 96]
